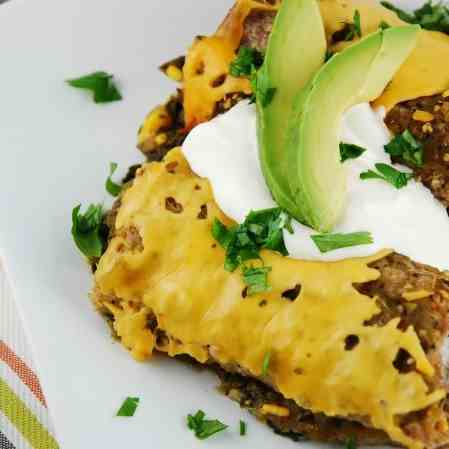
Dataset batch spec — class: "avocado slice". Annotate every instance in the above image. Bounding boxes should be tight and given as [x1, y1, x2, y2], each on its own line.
[286, 25, 420, 232]
[256, 0, 326, 215]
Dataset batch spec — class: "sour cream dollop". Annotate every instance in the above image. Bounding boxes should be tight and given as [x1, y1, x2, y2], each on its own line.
[183, 101, 449, 270]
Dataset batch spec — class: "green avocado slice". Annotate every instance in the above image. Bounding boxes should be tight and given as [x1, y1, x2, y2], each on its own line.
[286, 25, 420, 232]
[256, 0, 326, 215]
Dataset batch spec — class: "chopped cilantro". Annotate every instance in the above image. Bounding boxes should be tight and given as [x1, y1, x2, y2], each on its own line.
[346, 437, 358, 449]
[240, 420, 247, 436]
[353, 10, 362, 37]
[106, 162, 122, 197]
[116, 397, 140, 417]
[251, 67, 277, 107]
[230, 47, 263, 78]
[311, 232, 373, 254]
[212, 208, 291, 291]
[187, 410, 228, 440]
[381, 1, 449, 34]
[340, 143, 367, 163]
[71, 204, 106, 258]
[360, 163, 414, 189]
[262, 351, 271, 376]
[341, 9, 362, 41]
[66, 71, 122, 103]
[384, 129, 424, 167]
[379, 20, 391, 30]
[325, 49, 335, 62]
[242, 266, 272, 295]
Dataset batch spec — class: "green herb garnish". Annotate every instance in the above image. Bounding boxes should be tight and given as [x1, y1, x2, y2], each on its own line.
[384, 129, 424, 167]
[187, 410, 228, 440]
[379, 20, 391, 30]
[116, 397, 140, 417]
[212, 208, 291, 291]
[353, 10, 362, 37]
[311, 232, 373, 254]
[66, 71, 122, 103]
[239, 420, 247, 436]
[251, 67, 277, 107]
[346, 437, 358, 449]
[360, 163, 414, 189]
[262, 351, 271, 376]
[325, 49, 335, 62]
[340, 142, 367, 163]
[230, 47, 264, 78]
[105, 162, 122, 197]
[242, 266, 272, 295]
[381, 1, 449, 34]
[71, 204, 106, 258]
[341, 10, 362, 41]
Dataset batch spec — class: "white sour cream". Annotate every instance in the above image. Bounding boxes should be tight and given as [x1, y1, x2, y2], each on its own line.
[183, 101, 449, 270]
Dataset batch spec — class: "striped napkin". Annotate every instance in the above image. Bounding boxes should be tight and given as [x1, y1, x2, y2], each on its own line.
[0, 260, 59, 449]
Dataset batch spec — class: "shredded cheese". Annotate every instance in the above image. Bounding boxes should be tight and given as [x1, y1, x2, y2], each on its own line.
[95, 148, 444, 449]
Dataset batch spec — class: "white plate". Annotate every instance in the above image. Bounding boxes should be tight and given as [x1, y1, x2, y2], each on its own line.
[0, 0, 431, 448]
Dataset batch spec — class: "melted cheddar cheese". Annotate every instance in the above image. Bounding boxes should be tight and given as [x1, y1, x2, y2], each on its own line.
[183, 0, 279, 128]
[320, 0, 449, 111]
[182, 0, 449, 127]
[95, 148, 445, 449]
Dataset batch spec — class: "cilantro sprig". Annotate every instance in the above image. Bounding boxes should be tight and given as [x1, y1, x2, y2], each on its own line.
[340, 142, 367, 163]
[239, 420, 247, 436]
[187, 410, 228, 440]
[340, 10, 363, 41]
[360, 163, 413, 189]
[116, 397, 140, 417]
[230, 47, 263, 78]
[230, 47, 276, 107]
[262, 351, 271, 376]
[384, 129, 424, 167]
[106, 162, 123, 197]
[71, 204, 106, 258]
[212, 208, 291, 294]
[381, 1, 449, 34]
[67, 71, 122, 103]
[311, 232, 373, 254]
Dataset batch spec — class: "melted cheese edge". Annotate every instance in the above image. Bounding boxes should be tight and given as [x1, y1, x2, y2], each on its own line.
[95, 148, 445, 449]
[182, 0, 449, 127]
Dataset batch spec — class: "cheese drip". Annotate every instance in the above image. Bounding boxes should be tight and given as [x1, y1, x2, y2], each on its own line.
[95, 148, 444, 449]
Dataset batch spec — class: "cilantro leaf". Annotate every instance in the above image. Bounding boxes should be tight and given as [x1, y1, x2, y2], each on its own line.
[311, 232, 373, 254]
[379, 20, 391, 30]
[251, 67, 277, 107]
[346, 437, 358, 449]
[242, 266, 272, 295]
[116, 397, 140, 417]
[187, 410, 228, 440]
[212, 208, 291, 295]
[240, 420, 247, 436]
[353, 10, 362, 37]
[262, 351, 271, 376]
[230, 47, 263, 78]
[325, 49, 335, 62]
[340, 142, 367, 163]
[71, 204, 106, 258]
[338, 9, 362, 41]
[384, 129, 424, 167]
[360, 163, 414, 189]
[106, 162, 122, 197]
[66, 71, 122, 103]
[381, 1, 449, 34]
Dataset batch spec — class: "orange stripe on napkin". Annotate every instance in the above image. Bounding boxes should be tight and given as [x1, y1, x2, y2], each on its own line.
[0, 340, 47, 407]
